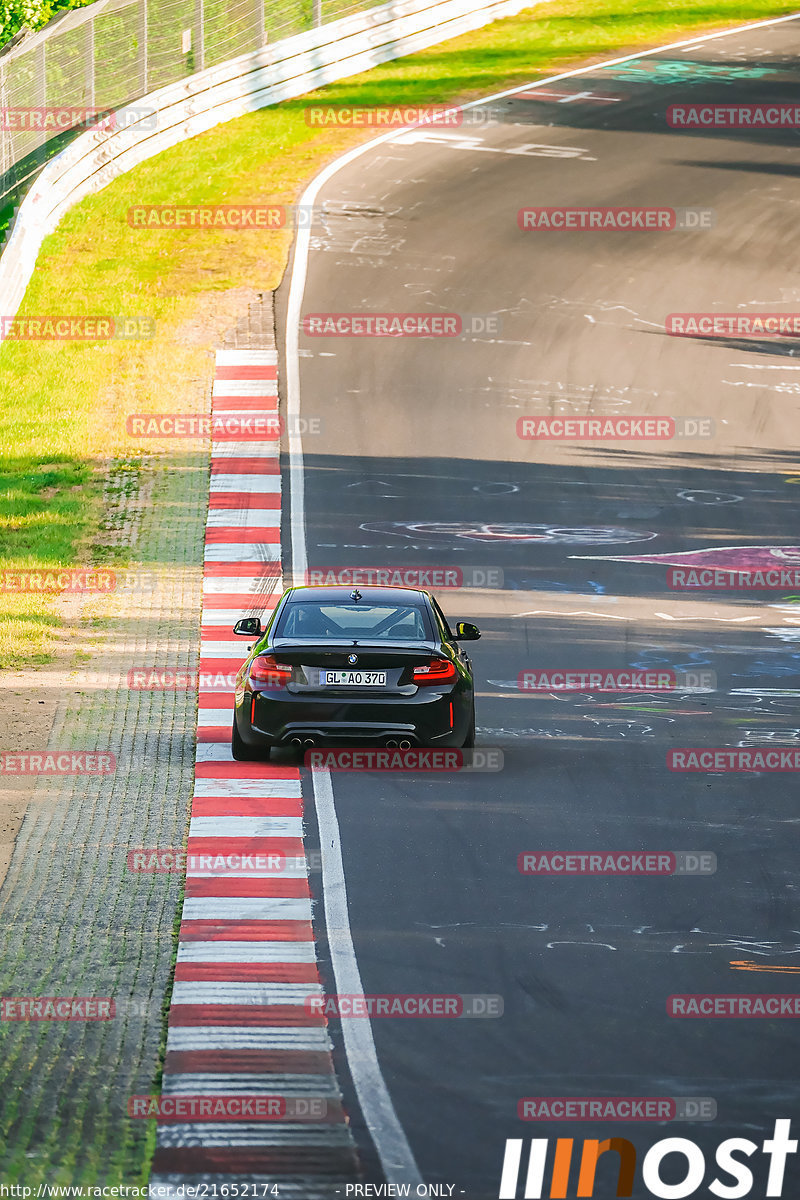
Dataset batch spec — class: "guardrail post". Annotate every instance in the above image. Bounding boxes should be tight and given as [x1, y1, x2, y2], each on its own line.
[0, 63, 9, 185]
[0, 0, 537, 280]
[195, 0, 205, 70]
[85, 19, 95, 109]
[37, 40, 46, 156]
[139, 0, 148, 94]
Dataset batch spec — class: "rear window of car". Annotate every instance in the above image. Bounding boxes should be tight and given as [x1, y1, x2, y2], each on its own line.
[276, 602, 431, 641]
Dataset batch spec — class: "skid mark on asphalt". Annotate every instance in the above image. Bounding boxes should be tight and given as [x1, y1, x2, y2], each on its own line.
[149, 349, 359, 1197]
[391, 129, 597, 160]
[731, 961, 800, 973]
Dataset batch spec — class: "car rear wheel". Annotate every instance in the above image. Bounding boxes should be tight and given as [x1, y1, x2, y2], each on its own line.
[231, 716, 267, 761]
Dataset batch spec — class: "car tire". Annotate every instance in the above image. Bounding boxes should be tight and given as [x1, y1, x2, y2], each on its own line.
[462, 706, 476, 749]
[231, 716, 267, 761]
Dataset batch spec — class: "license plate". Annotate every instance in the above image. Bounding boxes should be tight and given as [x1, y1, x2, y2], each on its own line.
[323, 670, 387, 686]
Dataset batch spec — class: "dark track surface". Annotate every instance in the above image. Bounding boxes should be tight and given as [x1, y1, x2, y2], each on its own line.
[277, 19, 800, 1198]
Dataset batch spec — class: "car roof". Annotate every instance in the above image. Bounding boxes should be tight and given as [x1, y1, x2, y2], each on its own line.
[283, 585, 430, 604]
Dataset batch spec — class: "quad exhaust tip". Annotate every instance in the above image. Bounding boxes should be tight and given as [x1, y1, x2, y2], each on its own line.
[398, 739, 412, 750]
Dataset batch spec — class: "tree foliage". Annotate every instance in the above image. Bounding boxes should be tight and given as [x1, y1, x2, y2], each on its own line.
[1, 0, 94, 50]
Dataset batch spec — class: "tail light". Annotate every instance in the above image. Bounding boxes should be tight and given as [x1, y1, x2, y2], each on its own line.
[249, 654, 292, 687]
[413, 658, 457, 687]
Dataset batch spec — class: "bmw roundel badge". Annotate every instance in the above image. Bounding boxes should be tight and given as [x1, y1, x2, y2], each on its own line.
[347, 653, 358, 665]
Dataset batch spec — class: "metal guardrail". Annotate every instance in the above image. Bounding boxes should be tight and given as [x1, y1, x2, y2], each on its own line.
[0, 0, 539, 323]
[0, 0, 383, 212]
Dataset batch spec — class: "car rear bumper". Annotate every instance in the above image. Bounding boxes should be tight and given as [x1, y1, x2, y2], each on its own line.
[236, 687, 465, 747]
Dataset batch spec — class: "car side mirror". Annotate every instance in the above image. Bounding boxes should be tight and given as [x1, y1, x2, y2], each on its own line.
[454, 621, 480, 641]
[233, 617, 263, 637]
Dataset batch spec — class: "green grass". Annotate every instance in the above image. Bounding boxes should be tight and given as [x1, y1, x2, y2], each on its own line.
[0, 0, 797, 668]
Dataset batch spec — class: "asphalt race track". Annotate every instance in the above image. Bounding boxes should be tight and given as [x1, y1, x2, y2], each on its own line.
[275, 16, 800, 1200]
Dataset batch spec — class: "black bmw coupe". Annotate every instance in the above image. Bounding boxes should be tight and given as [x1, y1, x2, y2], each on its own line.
[230, 584, 480, 761]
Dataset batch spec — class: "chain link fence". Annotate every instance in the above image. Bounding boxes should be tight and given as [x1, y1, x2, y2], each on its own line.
[0, 0, 384, 221]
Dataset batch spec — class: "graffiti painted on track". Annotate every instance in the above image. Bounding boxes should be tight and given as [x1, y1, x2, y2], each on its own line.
[676, 489, 743, 505]
[573, 545, 800, 570]
[361, 522, 658, 545]
[601, 58, 778, 84]
[505, 577, 613, 596]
